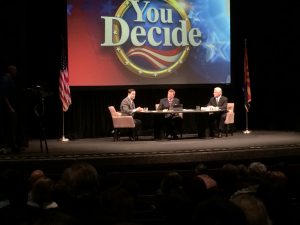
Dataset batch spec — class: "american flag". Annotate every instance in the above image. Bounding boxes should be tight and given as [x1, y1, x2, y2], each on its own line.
[244, 42, 251, 112]
[59, 48, 72, 112]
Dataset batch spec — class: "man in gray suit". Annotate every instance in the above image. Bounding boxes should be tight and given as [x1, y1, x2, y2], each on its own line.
[207, 87, 228, 138]
[120, 89, 142, 140]
[158, 89, 183, 139]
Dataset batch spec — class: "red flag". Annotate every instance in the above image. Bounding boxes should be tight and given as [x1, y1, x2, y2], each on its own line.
[244, 44, 251, 112]
[59, 51, 72, 112]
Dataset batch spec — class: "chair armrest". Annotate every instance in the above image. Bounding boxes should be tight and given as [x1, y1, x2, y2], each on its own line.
[112, 116, 135, 128]
[115, 112, 122, 116]
[224, 112, 234, 124]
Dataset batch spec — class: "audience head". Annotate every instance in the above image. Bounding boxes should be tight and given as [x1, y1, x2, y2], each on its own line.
[248, 162, 267, 176]
[28, 169, 45, 188]
[160, 171, 183, 194]
[248, 162, 268, 185]
[193, 163, 217, 190]
[56, 162, 100, 204]
[230, 194, 272, 225]
[219, 163, 239, 181]
[217, 163, 240, 197]
[0, 168, 28, 205]
[31, 177, 56, 209]
[192, 197, 247, 225]
[194, 163, 208, 175]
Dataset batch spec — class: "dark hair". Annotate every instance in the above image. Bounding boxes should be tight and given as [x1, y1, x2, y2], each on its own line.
[57, 162, 100, 201]
[128, 89, 135, 94]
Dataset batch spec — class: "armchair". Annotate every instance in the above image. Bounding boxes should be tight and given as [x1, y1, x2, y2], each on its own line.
[108, 106, 135, 141]
[224, 103, 235, 136]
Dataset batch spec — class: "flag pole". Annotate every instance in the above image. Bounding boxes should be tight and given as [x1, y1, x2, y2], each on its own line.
[243, 110, 251, 134]
[60, 111, 69, 142]
[243, 38, 251, 134]
[59, 35, 71, 142]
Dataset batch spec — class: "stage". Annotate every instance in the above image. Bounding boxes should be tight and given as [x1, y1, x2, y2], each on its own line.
[1, 130, 300, 170]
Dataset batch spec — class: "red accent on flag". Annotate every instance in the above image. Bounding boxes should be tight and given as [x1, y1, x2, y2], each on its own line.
[59, 55, 72, 112]
[244, 46, 251, 112]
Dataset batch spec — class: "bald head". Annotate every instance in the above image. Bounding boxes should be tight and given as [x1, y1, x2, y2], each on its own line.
[28, 169, 45, 186]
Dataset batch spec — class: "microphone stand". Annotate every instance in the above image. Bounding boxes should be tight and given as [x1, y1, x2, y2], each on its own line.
[34, 96, 49, 152]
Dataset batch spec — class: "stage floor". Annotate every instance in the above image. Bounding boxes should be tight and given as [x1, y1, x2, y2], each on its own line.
[2, 130, 300, 168]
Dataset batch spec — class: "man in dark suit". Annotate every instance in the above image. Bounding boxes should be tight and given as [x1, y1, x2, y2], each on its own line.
[120, 89, 142, 139]
[207, 87, 228, 138]
[158, 89, 183, 139]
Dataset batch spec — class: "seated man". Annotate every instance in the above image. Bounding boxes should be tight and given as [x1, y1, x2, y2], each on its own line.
[207, 87, 228, 138]
[158, 89, 183, 139]
[120, 89, 143, 140]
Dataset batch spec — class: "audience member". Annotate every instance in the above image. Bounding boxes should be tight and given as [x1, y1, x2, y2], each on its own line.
[194, 163, 218, 190]
[26, 211, 78, 225]
[257, 170, 289, 225]
[185, 163, 218, 206]
[230, 194, 272, 225]
[217, 163, 240, 198]
[27, 169, 46, 206]
[27, 177, 58, 209]
[28, 169, 45, 188]
[192, 196, 247, 225]
[99, 187, 136, 225]
[0, 161, 299, 225]
[155, 171, 192, 225]
[55, 162, 102, 225]
[248, 161, 268, 177]
[0, 168, 29, 225]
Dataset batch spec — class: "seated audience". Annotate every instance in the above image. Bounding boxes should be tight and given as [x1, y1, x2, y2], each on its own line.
[194, 163, 218, 190]
[55, 162, 102, 225]
[230, 194, 272, 225]
[192, 197, 247, 225]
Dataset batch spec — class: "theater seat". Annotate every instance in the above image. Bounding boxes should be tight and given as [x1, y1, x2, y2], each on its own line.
[108, 106, 135, 141]
[224, 103, 235, 136]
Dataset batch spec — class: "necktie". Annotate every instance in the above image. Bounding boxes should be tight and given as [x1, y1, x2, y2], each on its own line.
[168, 99, 173, 111]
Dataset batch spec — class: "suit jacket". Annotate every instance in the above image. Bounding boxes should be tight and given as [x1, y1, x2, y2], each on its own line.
[207, 96, 228, 110]
[158, 97, 180, 110]
[120, 96, 135, 116]
[158, 97, 181, 118]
